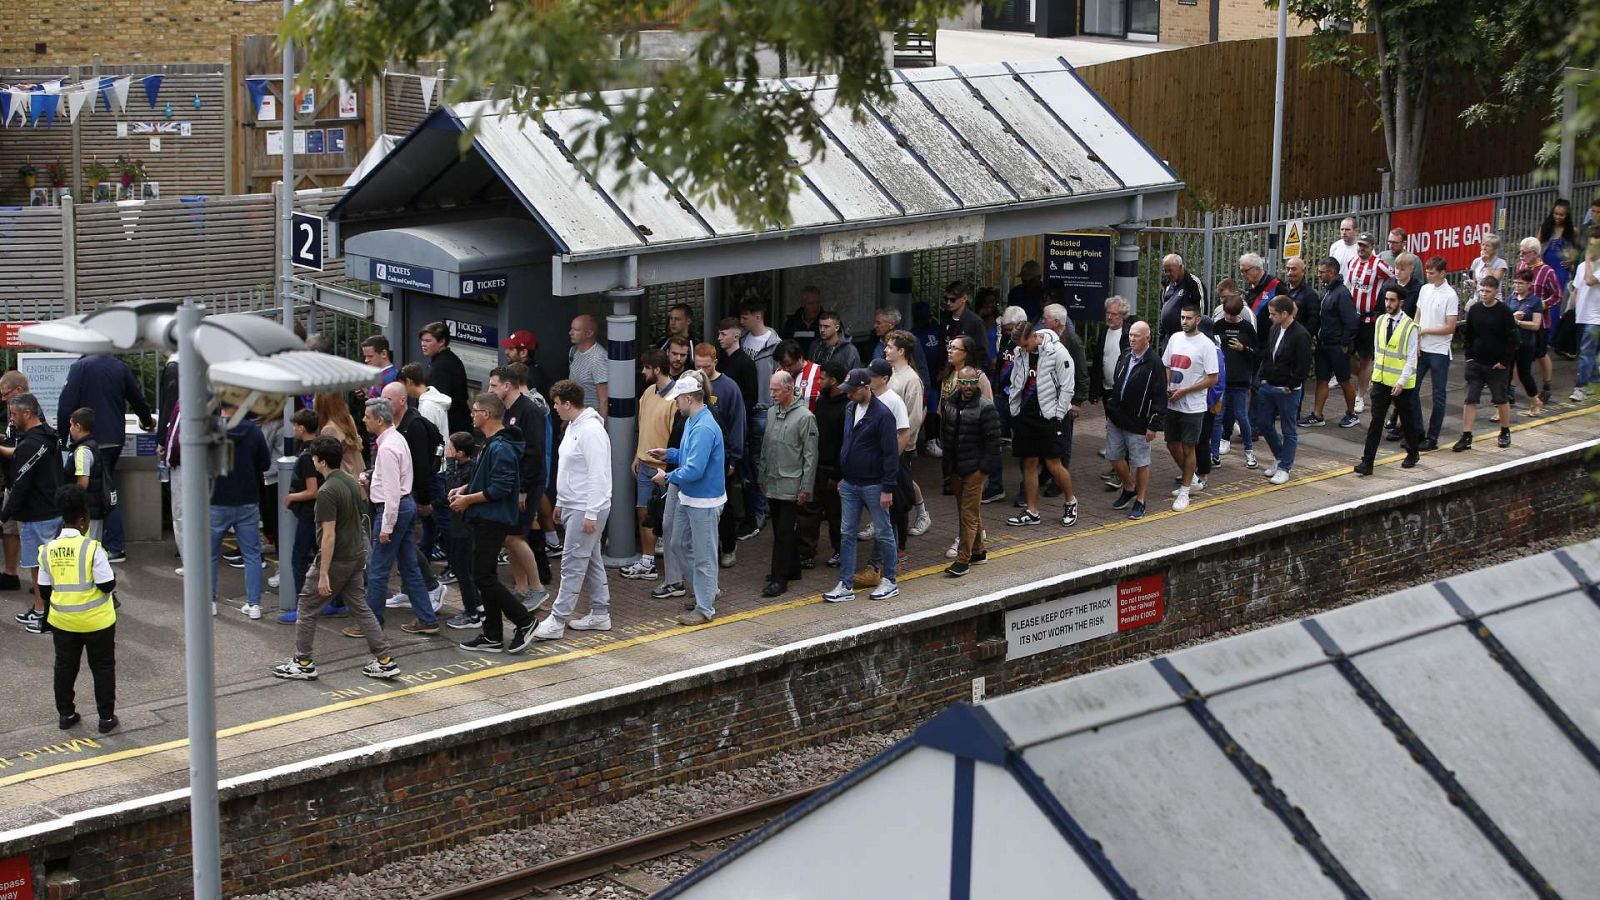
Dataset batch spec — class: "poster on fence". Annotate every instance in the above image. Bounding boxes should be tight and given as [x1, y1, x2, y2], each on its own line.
[1045, 231, 1111, 322]
[1389, 199, 1495, 272]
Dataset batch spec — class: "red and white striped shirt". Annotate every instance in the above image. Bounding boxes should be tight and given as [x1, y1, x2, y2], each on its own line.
[1517, 260, 1564, 327]
[792, 360, 824, 411]
[1346, 253, 1394, 321]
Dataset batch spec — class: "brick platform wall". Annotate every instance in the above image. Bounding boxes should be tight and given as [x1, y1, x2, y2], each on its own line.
[8, 445, 1597, 897]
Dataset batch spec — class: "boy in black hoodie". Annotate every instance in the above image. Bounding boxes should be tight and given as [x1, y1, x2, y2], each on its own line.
[442, 431, 484, 630]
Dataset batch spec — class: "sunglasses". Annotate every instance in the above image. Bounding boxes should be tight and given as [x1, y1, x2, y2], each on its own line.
[956, 378, 980, 386]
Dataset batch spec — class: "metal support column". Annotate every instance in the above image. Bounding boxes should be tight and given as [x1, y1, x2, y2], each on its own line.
[888, 253, 913, 313]
[1114, 225, 1142, 309]
[277, 0, 299, 611]
[603, 261, 644, 566]
[61, 194, 77, 316]
[177, 302, 222, 899]
[702, 277, 722, 343]
[1265, 0, 1287, 270]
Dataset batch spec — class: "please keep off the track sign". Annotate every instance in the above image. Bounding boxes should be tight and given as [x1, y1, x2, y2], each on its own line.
[1004, 575, 1166, 660]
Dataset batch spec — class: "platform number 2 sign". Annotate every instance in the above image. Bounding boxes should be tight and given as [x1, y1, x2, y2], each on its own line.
[291, 212, 324, 272]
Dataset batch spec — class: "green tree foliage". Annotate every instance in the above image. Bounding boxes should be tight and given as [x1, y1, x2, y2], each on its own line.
[284, 0, 968, 230]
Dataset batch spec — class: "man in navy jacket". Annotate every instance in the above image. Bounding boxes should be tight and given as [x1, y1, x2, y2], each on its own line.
[57, 353, 154, 562]
[824, 368, 902, 604]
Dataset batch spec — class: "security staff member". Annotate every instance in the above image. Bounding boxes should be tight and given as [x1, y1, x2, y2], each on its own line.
[1353, 285, 1422, 476]
[40, 484, 119, 733]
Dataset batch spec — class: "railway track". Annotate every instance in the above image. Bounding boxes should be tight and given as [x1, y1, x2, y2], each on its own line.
[415, 786, 820, 900]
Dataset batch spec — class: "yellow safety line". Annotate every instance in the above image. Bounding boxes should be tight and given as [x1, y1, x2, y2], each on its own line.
[3, 403, 1595, 790]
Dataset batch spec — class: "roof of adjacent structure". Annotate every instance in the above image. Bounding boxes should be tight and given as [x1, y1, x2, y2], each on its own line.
[663, 539, 1600, 899]
[331, 57, 1180, 259]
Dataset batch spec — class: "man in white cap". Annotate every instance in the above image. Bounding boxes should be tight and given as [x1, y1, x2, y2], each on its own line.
[649, 371, 727, 625]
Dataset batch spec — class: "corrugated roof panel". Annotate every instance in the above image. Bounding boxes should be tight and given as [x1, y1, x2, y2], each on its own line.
[455, 103, 645, 253]
[983, 658, 1180, 746]
[871, 83, 1014, 207]
[964, 72, 1121, 193]
[1356, 626, 1600, 896]
[540, 107, 713, 246]
[970, 760, 1115, 898]
[1028, 706, 1346, 899]
[895, 75, 1062, 200]
[1442, 550, 1584, 617]
[809, 88, 958, 216]
[1481, 591, 1600, 746]
[1019, 68, 1175, 189]
[784, 133, 901, 222]
[1206, 666, 1535, 898]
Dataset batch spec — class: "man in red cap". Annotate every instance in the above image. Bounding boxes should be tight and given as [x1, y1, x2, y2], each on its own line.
[500, 330, 551, 400]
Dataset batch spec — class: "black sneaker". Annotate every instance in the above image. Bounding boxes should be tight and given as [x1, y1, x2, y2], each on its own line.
[1061, 500, 1079, 528]
[497, 550, 510, 566]
[58, 712, 81, 730]
[106, 551, 127, 564]
[97, 715, 119, 734]
[446, 611, 484, 630]
[438, 568, 458, 585]
[1401, 452, 1420, 469]
[799, 557, 816, 569]
[506, 623, 537, 654]
[14, 607, 41, 624]
[980, 487, 1005, 504]
[826, 553, 841, 567]
[1353, 460, 1374, 476]
[969, 550, 988, 565]
[737, 522, 762, 542]
[1384, 428, 1402, 442]
[1111, 490, 1136, 510]
[545, 542, 564, 557]
[650, 582, 687, 599]
[224, 553, 244, 568]
[1419, 438, 1439, 451]
[1006, 510, 1041, 527]
[0, 572, 17, 591]
[1497, 430, 1512, 448]
[1452, 433, 1473, 452]
[944, 562, 970, 578]
[429, 547, 448, 562]
[458, 634, 504, 653]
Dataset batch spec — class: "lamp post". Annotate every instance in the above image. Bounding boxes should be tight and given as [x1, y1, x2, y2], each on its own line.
[19, 302, 378, 900]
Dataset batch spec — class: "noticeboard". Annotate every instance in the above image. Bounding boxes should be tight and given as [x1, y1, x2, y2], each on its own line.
[1045, 232, 1112, 322]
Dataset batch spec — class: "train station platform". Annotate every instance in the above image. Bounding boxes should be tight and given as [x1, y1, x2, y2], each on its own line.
[1, 369, 1597, 897]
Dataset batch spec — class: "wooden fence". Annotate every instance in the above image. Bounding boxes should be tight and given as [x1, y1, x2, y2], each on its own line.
[1076, 34, 1547, 208]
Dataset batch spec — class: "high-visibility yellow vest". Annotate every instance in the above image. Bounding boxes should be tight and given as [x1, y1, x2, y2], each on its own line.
[1372, 314, 1419, 390]
[43, 534, 115, 633]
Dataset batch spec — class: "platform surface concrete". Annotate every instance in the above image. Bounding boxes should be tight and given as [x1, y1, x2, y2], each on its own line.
[1, 367, 1596, 833]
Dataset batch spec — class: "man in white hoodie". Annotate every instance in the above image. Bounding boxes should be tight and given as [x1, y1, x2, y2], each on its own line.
[1004, 324, 1080, 528]
[400, 362, 453, 561]
[533, 379, 613, 640]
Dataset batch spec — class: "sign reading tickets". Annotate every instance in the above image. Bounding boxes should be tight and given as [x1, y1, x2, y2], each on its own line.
[1005, 574, 1166, 660]
[1045, 231, 1112, 322]
[370, 259, 435, 291]
[444, 319, 499, 348]
[1390, 199, 1495, 272]
[0, 854, 33, 900]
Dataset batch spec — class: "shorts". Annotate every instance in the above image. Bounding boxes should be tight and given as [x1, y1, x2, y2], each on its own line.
[1105, 426, 1153, 468]
[635, 464, 664, 509]
[1463, 360, 1510, 406]
[1314, 342, 1352, 382]
[0, 490, 16, 536]
[19, 516, 63, 570]
[517, 485, 539, 530]
[1012, 414, 1071, 463]
[1164, 411, 1204, 445]
[1533, 329, 1548, 359]
[1352, 320, 1377, 360]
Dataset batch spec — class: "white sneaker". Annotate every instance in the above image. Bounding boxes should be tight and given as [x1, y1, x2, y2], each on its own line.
[1172, 489, 1191, 512]
[1263, 465, 1279, 478]
[385, 592, 410, 609]
[620, 560, 658, 580]
[946, 538, 959, 559]
[267, 572, 280, 589]
[532, 616, 566, 640]
[243, 603, 262, 620]
[1571, 387, 1588, 402]
[1354, 395, 1366, 414]
[926, 438, 944, 459]
[823, 582, 855, 603]
[429, 583, 448, 612]
[568, 613, 612, 631]
[910, 507, 931, 537]
[176, 567, 184, 576]
[1170, 478, 1205, 496]
[857, 524, 876, 541]
[211, 600, 217, 616]
[1244, 450, 1258, 469]
[1218, 440, 1231, 455]
[1270, 469, 1290, 485]
[869, 579, 900, 601]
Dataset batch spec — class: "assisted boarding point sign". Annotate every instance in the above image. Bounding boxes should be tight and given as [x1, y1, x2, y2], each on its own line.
[1005, 574, 1166, 660]
[1045, 231, 1111, 322]
[1390, 199, 1495, 272]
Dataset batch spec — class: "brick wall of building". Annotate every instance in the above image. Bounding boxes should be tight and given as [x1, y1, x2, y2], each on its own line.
[0, 0, 279, 66]
[6, 446, 1596, 897]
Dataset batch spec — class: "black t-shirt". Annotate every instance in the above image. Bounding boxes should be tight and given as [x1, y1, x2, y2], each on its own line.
[1020, 352, 1042, 418]
[289, 448, 318, 520]
[718, 349, 759, 415]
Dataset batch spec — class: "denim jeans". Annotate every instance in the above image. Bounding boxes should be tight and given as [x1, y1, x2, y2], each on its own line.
[670, 500, 722, 617]
[211, 503, 263, 604]
[422, 472, 450, 555]
[1253, 385, 1300, 472]
[838, 480, 897, 587]
[365, 498, 435, 625]
[661, 484, 683, 585]
[1222, 385, 1254, 449]
[290, 513, 316, 600]
[101, 446, 125, 555]
[1578, 325, 1600, 388]
[1415, 352, 1451, 441]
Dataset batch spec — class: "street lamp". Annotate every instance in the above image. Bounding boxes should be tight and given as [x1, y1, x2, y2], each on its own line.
[17, 300, 378, 900]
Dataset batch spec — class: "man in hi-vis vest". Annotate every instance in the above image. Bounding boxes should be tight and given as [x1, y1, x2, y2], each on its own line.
[1354, 285, 1423, 477]
[40, 483, 118, 733]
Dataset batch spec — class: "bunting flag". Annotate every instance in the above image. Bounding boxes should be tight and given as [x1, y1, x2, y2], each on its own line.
[418, 75, 437, 110]
[97, 76, 116, 112]
[141, 74, 164, 109]
[65, 87, 90, 123]
[42, 79, 62, 94]
[30, 93, 59, 127]
[246, 77, 269, 118]
[0, 92, 9, 128]
[4, 89, 24, 125]
[113, 76, 131, 113]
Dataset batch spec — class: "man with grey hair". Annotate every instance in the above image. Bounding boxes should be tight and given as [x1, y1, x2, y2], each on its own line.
[1517, 235, 1562, 401]
[1089, 296, 1139, 404]
[360, 396, 438, 634]
[1158, 254, 1205, 344]
[1238, 252, 1280, 328]
[1040, 303, 1090, 416]
[759, 369, 817, 596]
[871, 307, 929, 384]
[377, 382, 447, 617]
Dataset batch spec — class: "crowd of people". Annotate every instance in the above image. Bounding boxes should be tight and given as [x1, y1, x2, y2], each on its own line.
[7, 198, 1600, 731]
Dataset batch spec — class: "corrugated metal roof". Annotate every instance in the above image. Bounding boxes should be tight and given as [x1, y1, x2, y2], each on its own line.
[438, 57, 1176, 258]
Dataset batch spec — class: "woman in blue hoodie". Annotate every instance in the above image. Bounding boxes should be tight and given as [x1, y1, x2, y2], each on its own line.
[648, 372, 725, 626]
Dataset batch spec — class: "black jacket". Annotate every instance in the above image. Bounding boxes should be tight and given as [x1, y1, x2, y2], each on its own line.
[1281, 279, 1320, 341]
[946, 308, 990, 369]
[1257, 321, 1313, 388]
[427, 347, 472, 436]
[1104, 347, 1166, 435]
[1087, 315, 1140, 402]
[504, 394, 547, 493]
[156, 358, 179, 460]
[1381, 277, 1423, 320]
[3, 423, 62, 523]
[939, 392, 1001, 477]
[1159, 272, 1205, 344]
[1316, 278, 1359, 350]
[396, 410, 442, 506]
[813, 389, 849, 482]
[1215, 317, 1258, 387]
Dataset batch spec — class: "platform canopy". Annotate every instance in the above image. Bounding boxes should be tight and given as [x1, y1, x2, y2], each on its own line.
[663, 539, 1600, 899]
[330, 58, 1182, 295]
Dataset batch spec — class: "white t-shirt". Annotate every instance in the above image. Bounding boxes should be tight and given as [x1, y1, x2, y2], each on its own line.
[1329, 239, 1360, 274]
[1101, 326, 1123, 387]
[1575, 261, 1600, 326]
[1415, 281, 1460, 357]
[872, 388, 910, 431]
[1162, 330, 1218, 415]
[1470, 255, 1509, 298]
